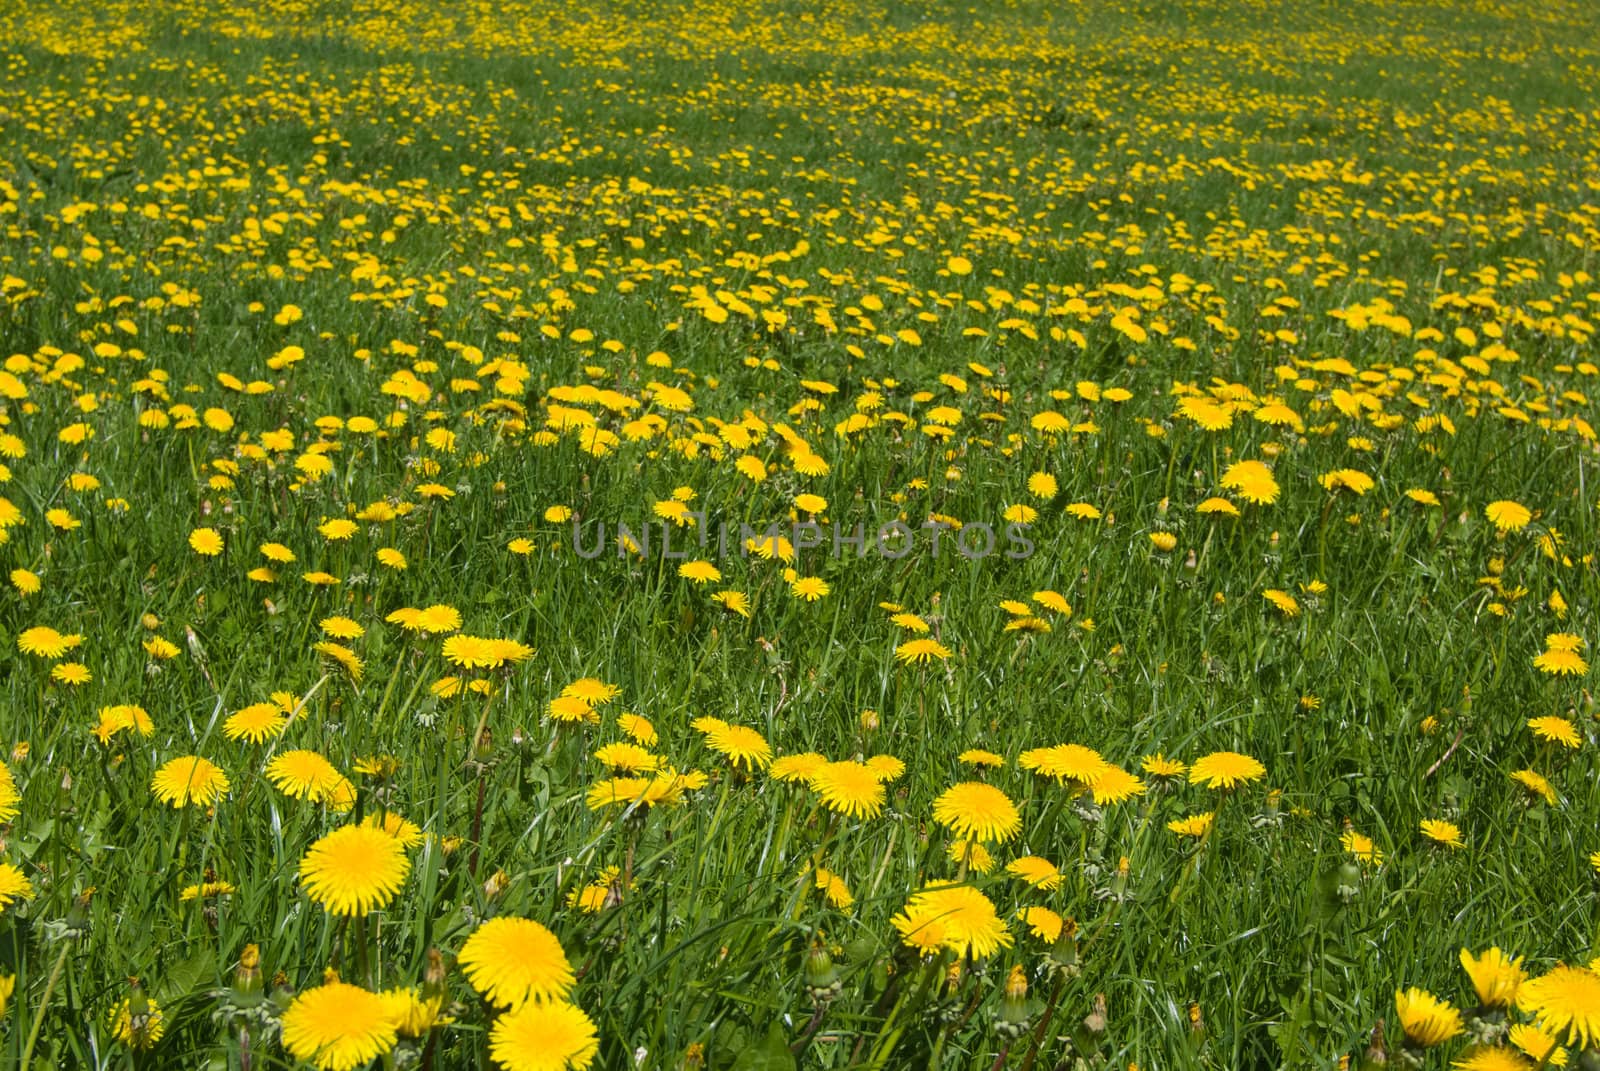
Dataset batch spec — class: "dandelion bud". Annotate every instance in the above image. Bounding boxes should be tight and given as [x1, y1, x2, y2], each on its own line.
[995, 965, 1031, 1037]
[1050, 916, 1080, 976]
[1108, 856, 1130, 899]
[1075, 992, 1108, 1053]
[234, 943, 262, 999]
[140, 613, 160, 630]
[859, 709, 880, 734]
[1335, 860, 1362, 903]
[483, 869, 509, 901]
[804, 938, 842, 1004]
[1356, 1020, 1389, 1071]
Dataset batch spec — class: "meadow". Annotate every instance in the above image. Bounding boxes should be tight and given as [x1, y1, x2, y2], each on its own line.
[2, 0, 1600, 1067]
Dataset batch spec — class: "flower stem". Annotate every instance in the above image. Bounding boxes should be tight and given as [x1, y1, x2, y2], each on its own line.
[21, 941, 72, 1071]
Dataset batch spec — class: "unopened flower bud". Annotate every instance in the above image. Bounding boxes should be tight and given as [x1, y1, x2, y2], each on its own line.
[804, 938, 842, 1004]
[234, 943, 263, 999]
[995, 965, 1031, 1037]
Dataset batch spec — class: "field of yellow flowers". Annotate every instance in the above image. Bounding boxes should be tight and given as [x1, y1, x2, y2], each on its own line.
[2, 0, 1600, 1067]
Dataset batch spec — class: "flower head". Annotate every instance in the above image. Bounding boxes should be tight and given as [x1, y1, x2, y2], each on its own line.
[0, 864, 35, 910]
[1460, 947, 1526, 1009]
[891, 882, 1012, 959]
[809, 761, 885, 820]
[1519, 964, 1600, 1048]
[703, 724, 773, 771]
[151, 756, 229, 808]
[1188, 751, 1266, 790]
[895, 638, 952, 665]
[1394, 986, 1463, 1048]
[299, 825, 409, 916]
[931, 783, 1021, 843]
[458, 917, 575, 1008]
[281, 980, 401, 1071]
[489, 999, 598, 1071]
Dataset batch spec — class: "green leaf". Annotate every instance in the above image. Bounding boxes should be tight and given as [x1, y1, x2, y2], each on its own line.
[730, 1023, 796, 1071]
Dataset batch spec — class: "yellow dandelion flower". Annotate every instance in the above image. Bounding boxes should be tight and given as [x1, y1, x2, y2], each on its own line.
[458, 917, 575, 1008]
[151, 756, 229, 808]
[931, 782, 1021, 843]
[298, 826, 409, 916]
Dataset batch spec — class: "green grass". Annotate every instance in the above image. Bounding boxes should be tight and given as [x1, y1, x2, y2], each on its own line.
[0, 0, 1599, 1067]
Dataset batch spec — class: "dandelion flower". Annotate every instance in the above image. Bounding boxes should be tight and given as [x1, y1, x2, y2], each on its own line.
[320, 616, 364, 640]
[1141, 753, 1187, 779]
[1511, 769, 1557, 806]
[1485, 500, 1533, 533]
[947, 839, 996, 873]
[679, 560, 721, 584]
[809, 761, 885, 819]
[617, 713, 657, 746]
[931, 783, 1021, 843]
[1088, 765, 1147, 805]
[1019, 743, 1109, 786]
[489, 999, 598, 1071]
[0, 761, 18, 822]
[1519, 965, 1600, 1048]
[704, 724, 773, 771]
[895, 638, 952, 664]
[17, 626, 82, 659]
[1168, 812, 1215, 837]
[266, 750, 348, 803]
[770, 752, 828, 783]
[813, 867, 853, 910]
[1529, 716, 1582, 748]
[299, 825, 409, 916]
[1507, 1022, 1567, 1067]
[224, 702, 288, 744]
[1188, 751, 1266, 789]
[458, 917, 575, 1008]
[49, 661, 91, 686]
[864, 754, 906, 782]
[1394, 986, 1463, 1048]
[1005, 856, 1062, 890]
[891, 883, 1012, 959]
[1451, 1046, 1536, 1070]
[1221, 460, 1280, 505]
[1460, 948, 1525, 1009]
[151, 756, 229, 808]
[592, 743, 661, 774]
[1421, 819, 1465, 850]
[0, 864, 34, 910]
[1533, 638, 1587, 677]
[790, 576, 830, 601]
[1320, 469, 1374, 495]
[1340, 828, 1383, 866]
[107, 994, 165, 1050]
[188, 527, 224, 556]
[1017, 906, 1063, 942]
[281, 980, 401, 1071]
[1262, 589, 1300, 617]
[561, 678, 620, 706]
[711, 589, 751, 617]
